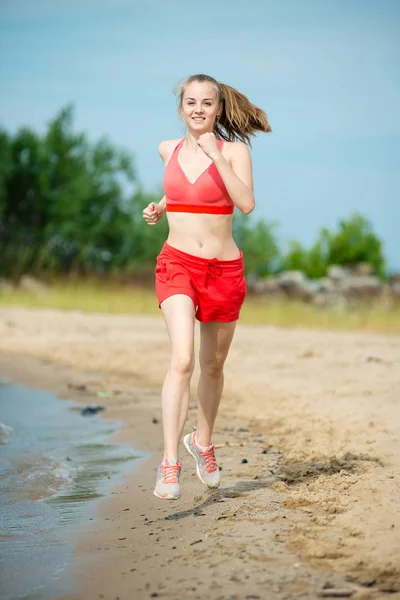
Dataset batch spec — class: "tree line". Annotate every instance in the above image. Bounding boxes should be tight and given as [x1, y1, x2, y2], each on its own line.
[0, 105, 386, 280]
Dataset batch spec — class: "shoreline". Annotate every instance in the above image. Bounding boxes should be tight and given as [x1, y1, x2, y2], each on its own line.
[0, 369, 145, 600]
[1, 308, 400, 599]
[0, 354, 353, 600]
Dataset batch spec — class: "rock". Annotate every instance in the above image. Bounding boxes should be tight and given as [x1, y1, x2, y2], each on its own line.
[246, 276, 285, 297]
[278, 270, 306, 286]
[353, 262, 374, 276]
[271, 481, 289, 492]
[327, 265, 351, 282]
[68, 382, 88, 392]
[0, 278, 14, 293]
[390, 282, 400, 299]
[277, 271, 318, 301]
[19, 275, 49, 294]
[259, 278, 283, 296]
[312, 291, 347, 310]
[366, 355, 388, 364]
[81, 405, 105, 416]
[248, 267, 386, 305]
[317, 590, 354, 598]
[340, 276, 382, 300]
[316, 277, 336, 293]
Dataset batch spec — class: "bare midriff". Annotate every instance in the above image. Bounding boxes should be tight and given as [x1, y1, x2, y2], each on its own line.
[166, 212, 241, 261]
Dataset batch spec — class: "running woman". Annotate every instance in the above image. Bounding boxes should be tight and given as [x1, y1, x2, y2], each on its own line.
[143, 74, 271, 500]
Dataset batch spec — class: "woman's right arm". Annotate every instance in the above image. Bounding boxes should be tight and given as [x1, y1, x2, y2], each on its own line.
[143, 195, 165, 225]
[158, 195, 166, 211]
[143, 139, 180, 225]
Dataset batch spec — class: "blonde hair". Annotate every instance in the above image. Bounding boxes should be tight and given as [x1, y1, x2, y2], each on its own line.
[174, 73, 271, 145]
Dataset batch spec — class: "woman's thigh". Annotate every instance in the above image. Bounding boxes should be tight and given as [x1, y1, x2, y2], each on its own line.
[199, 320, 237, 372]
[161, 294, 196, 368]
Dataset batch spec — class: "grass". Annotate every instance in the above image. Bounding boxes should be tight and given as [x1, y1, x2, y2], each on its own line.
[240, 295, 400, 333]
[0, 281, 159, 316]
[0, 280, 399, 334]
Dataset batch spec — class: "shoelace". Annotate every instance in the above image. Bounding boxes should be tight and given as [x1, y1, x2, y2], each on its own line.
[199, 446, 217, 473]
[161, 463, 181, 484]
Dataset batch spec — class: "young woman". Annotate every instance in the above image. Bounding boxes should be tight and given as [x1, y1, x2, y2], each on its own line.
[143, 74, 271, 500]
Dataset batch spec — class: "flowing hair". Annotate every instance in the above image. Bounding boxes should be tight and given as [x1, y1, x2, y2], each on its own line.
[174, 74, 271, 145]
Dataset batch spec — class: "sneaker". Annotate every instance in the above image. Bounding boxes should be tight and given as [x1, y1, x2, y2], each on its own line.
[153, 457, 181, 500]
[183, 431, 220, 489]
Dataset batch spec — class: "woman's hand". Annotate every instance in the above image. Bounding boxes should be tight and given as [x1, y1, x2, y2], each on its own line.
[197, 132, 221, 161]
[143, 202, 164, 225]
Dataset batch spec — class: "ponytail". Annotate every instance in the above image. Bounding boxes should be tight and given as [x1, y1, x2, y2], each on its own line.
[175, 74, 271, 145]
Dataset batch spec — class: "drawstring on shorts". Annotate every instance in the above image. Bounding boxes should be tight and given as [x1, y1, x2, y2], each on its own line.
[204, 259, 222, 287]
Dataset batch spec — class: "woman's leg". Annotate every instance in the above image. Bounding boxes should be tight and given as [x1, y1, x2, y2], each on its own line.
[196, 320, 237, 447]
[160, 293, 196, 460]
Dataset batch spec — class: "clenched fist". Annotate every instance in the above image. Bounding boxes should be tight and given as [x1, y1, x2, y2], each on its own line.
[143, 202, 164, 225]
[197, 132, 221, 160]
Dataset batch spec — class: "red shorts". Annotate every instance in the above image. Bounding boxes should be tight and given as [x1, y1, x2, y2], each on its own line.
[155, 242, 246, 322]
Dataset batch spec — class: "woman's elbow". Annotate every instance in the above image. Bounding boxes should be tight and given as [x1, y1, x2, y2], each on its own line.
[242, 199, 255, 215]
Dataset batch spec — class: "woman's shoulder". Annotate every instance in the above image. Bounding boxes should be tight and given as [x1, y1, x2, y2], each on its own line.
[158, 138, 183, 162]
[222, 139, 249, 150]
[222, 140, 251, 160]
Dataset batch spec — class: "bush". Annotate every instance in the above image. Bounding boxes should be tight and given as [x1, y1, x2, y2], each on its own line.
[283, 212, 386, 279]
[233, 212, 281, 276]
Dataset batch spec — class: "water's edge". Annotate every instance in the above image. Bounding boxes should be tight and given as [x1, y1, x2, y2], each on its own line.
[0, 376, 148, 600]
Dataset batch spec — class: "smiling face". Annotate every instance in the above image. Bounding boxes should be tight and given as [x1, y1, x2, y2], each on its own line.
[180, 81, 221, 134]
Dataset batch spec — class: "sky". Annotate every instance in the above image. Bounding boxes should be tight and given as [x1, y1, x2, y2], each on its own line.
[1, 0, 399, 269]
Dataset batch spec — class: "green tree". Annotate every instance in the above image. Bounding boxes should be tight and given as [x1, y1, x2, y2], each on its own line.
[282, 240, 308, 273]
[0, 131, 12, 220]
[0, 126, 50, 276]
[283, 212, 386, 278]
[328, 212, 386, 276]
[40, 106, 137, 273]
[0, 105, 137, 277]
[233, 213, 281, 276]
[0, 105, 387, 282]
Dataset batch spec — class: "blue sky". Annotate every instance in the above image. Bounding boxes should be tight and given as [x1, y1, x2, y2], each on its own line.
[1, 0, 399, 269]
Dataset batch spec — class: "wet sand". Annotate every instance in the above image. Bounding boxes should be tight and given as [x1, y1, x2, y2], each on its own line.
[0, 307, 400, 599]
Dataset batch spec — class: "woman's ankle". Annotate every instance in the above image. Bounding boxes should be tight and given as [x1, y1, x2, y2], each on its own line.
[194, 430, 212, 450]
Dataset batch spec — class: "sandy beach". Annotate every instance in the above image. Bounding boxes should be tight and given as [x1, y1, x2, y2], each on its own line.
[1, 307, 399, 600]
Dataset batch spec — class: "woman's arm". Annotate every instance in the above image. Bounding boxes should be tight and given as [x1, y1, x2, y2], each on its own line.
[143, 195, 166, 225]
[198, 135, 255, 214]
[142, 139, 181, 225]
[157, 195, 166, 212]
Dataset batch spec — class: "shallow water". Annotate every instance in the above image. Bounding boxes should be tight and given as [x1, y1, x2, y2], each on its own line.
[0, 378, 145, 600]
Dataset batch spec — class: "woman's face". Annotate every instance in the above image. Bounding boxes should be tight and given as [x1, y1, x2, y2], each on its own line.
[180, 81, 220, 133]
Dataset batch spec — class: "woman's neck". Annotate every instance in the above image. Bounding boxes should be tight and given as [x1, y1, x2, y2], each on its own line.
[185, 129, 214, 147]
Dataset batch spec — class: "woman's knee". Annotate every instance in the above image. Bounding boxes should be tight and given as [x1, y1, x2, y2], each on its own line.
[200, 355, 225, 378]
[170, 352, 195, 377]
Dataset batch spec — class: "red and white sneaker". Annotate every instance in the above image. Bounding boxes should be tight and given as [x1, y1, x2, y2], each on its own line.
[153, 457, 181, 500]
[183, 431, 220, 489]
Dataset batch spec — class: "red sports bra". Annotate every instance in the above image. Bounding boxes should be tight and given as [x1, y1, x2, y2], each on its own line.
[163, 138, 234, 214]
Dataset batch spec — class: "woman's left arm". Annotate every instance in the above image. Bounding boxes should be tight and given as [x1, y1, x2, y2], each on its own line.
[198, 135, 255, 214]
